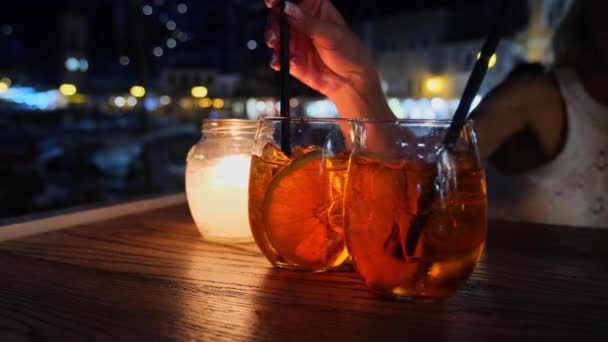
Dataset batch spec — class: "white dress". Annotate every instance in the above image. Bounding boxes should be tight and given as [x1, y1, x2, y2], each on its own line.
[487, 68, 608, 228]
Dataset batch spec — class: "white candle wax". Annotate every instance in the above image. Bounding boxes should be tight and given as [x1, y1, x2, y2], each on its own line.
[186, 154, 252, 242]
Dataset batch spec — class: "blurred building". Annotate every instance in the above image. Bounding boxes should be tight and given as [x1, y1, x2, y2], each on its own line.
[377, 37, 522, 99]
[158, 67, 240, 97]
[366, 8, 524, 100]
[520, 0, 571, 63]
[360, 0, 570, 104]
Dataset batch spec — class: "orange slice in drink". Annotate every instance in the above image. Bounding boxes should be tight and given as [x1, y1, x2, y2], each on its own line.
[263, 150, 348, 269]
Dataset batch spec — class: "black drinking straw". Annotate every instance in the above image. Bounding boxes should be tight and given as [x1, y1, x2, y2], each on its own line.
[403, 0, 508, 256]
[279, 0, 291, 156]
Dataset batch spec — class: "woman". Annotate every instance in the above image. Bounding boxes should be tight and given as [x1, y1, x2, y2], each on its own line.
[264, 0, 608, 227]
[475, 0, 608, 227]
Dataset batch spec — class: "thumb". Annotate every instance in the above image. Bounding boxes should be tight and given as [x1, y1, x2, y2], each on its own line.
[283, 1, 345, 49]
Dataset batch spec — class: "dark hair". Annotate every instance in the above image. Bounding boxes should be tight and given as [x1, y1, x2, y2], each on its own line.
[552, 0, 584, 67]
[507, 62, 546, 80]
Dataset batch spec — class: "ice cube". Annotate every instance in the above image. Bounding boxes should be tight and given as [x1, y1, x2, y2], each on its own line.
[291, 145, 322, 160]
[260, 143, 291, 165]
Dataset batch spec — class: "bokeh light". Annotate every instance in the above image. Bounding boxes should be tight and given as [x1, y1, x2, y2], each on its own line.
[198, 98, 213, 108]
[142, 5, 153, 16]
[191, 86, 208, 98]
[159, 95, 171, 106]
[59, 83, 77, 96]
[177, 3, 188, 14]
[114, 96, 126, 107]
[212, 98, 225, 109]
[129, 85, 146, 98]
[247, 40, 257, 50]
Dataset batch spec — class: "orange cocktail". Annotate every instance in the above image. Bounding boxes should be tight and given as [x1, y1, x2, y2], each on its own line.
[248, 118, 355, 272]
[345, 120, 487, 299]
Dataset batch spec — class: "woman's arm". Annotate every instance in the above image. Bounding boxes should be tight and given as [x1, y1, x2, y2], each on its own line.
[471, 74, 567, 173]
[264, 0, 394, 120]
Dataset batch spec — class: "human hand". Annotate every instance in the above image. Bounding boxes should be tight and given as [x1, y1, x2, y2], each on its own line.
[264, 0, 394, 119]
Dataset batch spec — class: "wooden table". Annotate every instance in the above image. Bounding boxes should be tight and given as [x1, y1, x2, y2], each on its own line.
[1, 204, 607, 340]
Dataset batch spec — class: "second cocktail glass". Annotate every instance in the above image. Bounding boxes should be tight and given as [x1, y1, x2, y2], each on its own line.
[345, 120, 487, 299]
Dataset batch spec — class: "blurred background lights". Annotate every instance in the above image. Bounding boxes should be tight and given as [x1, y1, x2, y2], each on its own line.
[191, 86, 208, 98]
[166, 38, 177, 49]
[153, 46, 164, 57]
[430, 97, 448, 117]
[477, 52, 497, 68]
[0, 86, 62, 110]
[246, 40, 257, 50]
[289, 98, 299, 108]
[114, 96, 126, 107]
[198, 98, 212, 108]
[59, 83, 77, 96]
[177, 3, 188, 14]
[305, 99, 339, 118]
[264, 100, 274, 113]
[1, 77, 11, 87]
[142, 5, 153, 16]
[166, 20, 176, 31]
[387, 98, 403, 118]
[179, 97, 194, 110]
[79, 58, 89, 72]
[212, 98, 224, 109]
[144, 97, 159, 112]
[425, 77, 443, 93]
[159, 95, 171, 106]
[65, 57, 79, 72]
[255, 100, 265, 112]
[246, 98, 257, 118]
[233, 101, 244, 114]
[129, 85, 146, 98]
[0, 80, 9, 93]
[119, 56, 130, 66]
[401, 98, 417, 118]
[126, 96, 138, 106]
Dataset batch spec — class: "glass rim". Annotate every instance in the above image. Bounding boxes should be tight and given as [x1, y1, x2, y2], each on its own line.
[259, 116, 357, 123]
[358, 119, 475, 129]
[259, 117, 474, 127]
[201, 118, 256, 124]
[357, 118, 474, 125]
[201, 118, 258, 133]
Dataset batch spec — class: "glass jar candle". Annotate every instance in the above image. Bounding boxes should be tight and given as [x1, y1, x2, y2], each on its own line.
[186, 119, 257, 242]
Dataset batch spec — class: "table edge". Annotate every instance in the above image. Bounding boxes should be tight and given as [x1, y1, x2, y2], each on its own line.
[0, 193, 187, 242]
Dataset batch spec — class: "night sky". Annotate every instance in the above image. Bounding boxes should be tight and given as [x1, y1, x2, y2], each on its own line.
[0, 0, 528, 88]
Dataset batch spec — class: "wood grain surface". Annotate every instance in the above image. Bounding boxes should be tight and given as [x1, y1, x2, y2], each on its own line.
[1, 204, 607, 341]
